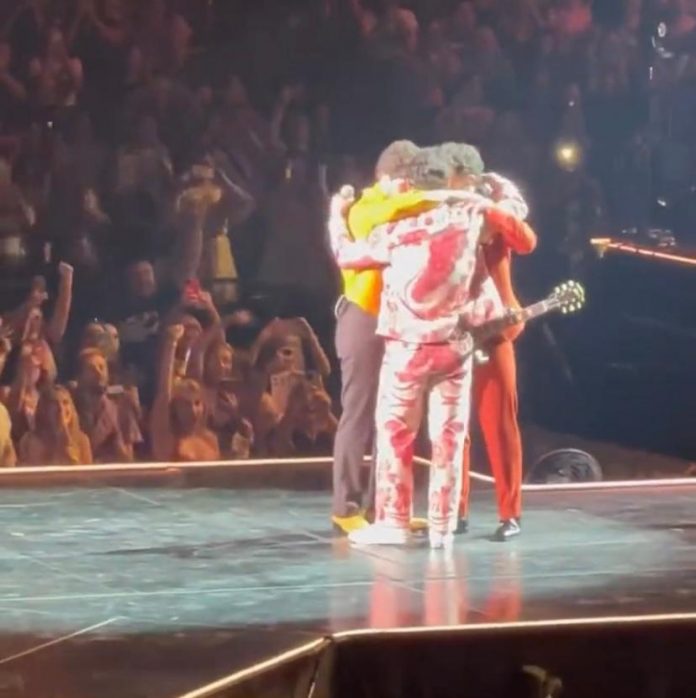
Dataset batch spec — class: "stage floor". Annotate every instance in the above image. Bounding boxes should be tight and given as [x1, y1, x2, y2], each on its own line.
[0, 473, 694, 698]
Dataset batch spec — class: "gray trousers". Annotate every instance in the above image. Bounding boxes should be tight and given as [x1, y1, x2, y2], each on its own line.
[332, 297, 384, 517]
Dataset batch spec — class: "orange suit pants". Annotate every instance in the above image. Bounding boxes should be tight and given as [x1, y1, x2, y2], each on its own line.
[459, 338, 522, 521]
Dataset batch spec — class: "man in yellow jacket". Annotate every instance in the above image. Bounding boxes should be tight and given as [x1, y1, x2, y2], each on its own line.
[331, 141, 436, 534]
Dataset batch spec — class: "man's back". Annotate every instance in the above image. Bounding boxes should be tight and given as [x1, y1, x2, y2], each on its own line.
[377, 198, 502, 344]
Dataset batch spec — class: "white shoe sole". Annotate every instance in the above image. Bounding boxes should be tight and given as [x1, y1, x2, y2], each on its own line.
[349, 524, 410, 546]
[429, 532, 454, 549]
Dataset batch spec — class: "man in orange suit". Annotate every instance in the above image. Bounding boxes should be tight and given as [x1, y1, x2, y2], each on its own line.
[455, 172, 537, 542]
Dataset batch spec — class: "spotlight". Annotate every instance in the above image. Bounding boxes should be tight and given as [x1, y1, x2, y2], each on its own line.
[553, 139, 583, 172]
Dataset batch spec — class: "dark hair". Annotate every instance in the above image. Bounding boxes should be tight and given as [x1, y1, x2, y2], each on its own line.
[254, 336, 286, 373]
[254, 329, 314, 374]
[408, 142, 484, 190]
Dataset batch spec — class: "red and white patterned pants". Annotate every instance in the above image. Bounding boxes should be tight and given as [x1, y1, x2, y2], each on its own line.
[374, 338, 473, 534]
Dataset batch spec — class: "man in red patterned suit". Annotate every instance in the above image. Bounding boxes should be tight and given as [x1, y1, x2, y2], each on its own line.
[329, 143, 535, 548]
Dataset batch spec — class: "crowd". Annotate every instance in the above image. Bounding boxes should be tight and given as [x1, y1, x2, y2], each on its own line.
[0, 0, 694, 465]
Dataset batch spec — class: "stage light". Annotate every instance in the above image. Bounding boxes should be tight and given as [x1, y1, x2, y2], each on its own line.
[554, 140, 583, 172]
[590, 237, 696, 265]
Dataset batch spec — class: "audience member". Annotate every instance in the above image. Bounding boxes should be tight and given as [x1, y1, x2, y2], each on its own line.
[150, 322, 219, 462]
[72, 347, 139, 462]
[18, 384, 92, 465]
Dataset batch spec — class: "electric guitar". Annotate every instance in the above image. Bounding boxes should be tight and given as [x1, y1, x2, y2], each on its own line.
[461, 280, 586, 362]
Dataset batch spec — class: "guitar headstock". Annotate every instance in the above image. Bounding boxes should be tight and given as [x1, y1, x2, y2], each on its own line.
[549, 280, 585, 314]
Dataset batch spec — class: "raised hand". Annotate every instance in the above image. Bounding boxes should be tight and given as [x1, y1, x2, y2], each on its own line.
[330, 187, 355, 219]
[291, 317, 315, 338]
[58, 261, 74, 279]
[166, 324, 185, 343]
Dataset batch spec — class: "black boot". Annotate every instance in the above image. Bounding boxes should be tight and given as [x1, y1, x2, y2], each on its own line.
[454, 518, 469, 535]
[493, 518, 521, 542]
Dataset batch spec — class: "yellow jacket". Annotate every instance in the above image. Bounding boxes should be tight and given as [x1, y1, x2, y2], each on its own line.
[342, 182, 434, 315]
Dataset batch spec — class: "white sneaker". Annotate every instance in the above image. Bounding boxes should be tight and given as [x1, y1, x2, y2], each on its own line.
[349, 523, 410, 546]
[429, 530, 454, 550]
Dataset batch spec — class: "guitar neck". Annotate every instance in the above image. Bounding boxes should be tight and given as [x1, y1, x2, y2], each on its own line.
[515, 298, 559, 323]
[469, 292, 569, 346]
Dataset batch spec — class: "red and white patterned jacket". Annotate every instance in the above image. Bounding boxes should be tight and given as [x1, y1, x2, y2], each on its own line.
[330, 181, 531, 345]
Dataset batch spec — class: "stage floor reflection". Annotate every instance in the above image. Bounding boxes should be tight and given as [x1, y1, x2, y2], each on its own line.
[0, 478, 693, 697]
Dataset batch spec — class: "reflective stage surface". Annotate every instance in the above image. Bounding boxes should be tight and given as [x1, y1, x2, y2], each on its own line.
[0, 474, 693, 697]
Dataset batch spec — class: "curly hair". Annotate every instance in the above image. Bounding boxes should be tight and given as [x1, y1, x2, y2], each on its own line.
[408, 142, 485, 190]
[374, 140, 420, 179]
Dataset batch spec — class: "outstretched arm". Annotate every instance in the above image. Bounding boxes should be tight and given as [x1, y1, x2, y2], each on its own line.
[186, 293, 224, 381]
[46, 262, 73, 346]
[328, 191, 391, 270]
[150, 324, 183, 460]
[333, 228, 391, 269]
